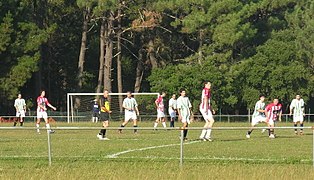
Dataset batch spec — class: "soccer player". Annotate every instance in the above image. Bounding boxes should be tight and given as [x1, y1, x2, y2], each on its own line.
[119, 91, 139, 134]
[36, 90, 56, 134]
[14, 93, 26, 126]
[153, 92, 167, 129]
[199, 81, 215, 141]
[97, 90, 111, 140]
[246, 95, 267, 138]
[289, 95, 305, 135]
[168, 94, 177, 128]
[265, 98, 282, 138]
[177, 89, 192, 141]
[92, 99, 100, 123]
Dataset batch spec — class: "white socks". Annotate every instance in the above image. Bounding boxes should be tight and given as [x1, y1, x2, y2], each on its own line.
[46, 123, 51, 129]
[36, 124, 40, 133]
[200, 128, 212, 139]
[205, 129, 212, 139]
[200, 129, 206, 138]
[162, 122, 166, 128]
[153, 122, 158, 128]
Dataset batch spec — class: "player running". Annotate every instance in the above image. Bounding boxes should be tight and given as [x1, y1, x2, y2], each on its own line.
[265, 98, 282, 138]
[119, 91, 139, 134]
[246, 95, 267, 138]
[14, 94, 26, 127]
[97, 90, 111, 140]
[289, 95, 305, 135]
[153, 92, 167, 129]
[177, 89, 192, 141]
[199, 81, 215, 141]
[36, 90, 56, 134]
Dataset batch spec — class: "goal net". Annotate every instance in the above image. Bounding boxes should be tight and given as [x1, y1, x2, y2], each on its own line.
[67, 92, 159, 123]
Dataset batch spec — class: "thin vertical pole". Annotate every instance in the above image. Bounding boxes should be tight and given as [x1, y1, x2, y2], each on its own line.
[47, 130, 52, 166]
[70, 96, 74, 123]
[312, 129, 314, 168]
[67, 93, 70, 123]
[180, 129, 184, 167]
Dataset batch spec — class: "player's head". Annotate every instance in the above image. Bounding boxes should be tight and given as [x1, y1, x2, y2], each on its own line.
[296, 95, 301, 100]
[126, 91, 132, 98]
[179, 88, 186, 97]
[18, 94, 22, 99]
[103, 90, 109, 98]
[161, 92, 166, 97]
[172, 94, 176, 99]
[259, 95, 265, 101]
[273, 98, 279, 105]
[40, 90, 45, 97]
[204, 81, 211, 89]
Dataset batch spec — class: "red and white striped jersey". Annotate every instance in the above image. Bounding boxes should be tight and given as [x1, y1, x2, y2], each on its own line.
[265, 103, 282, 121]
[37, 96, 50, 112]
[200, 88, 211, 110]
[155, 95, 164, 112]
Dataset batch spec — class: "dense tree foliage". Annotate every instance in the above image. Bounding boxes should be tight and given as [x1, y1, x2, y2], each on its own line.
[0, 0, 313, 114]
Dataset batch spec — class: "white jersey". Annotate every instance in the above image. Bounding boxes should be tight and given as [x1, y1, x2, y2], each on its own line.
[290, 99, 304, 116]
[252, 100, 265, 118]
[168, 98, 177, 112]
[14, 98, 26, 112]
[177, 96, 192, 117]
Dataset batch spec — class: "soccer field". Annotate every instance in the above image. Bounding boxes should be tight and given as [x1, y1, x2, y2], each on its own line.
[0, 121, 313, 179]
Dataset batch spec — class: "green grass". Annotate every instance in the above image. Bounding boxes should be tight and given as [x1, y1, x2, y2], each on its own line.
[0, 121, 313, 179]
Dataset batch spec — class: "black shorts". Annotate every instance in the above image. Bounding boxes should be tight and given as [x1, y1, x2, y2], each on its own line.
[100, 112, 109, 121]
[92, 112, 99, 117]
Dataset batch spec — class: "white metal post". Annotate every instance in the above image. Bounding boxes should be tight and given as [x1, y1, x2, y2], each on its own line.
[67, 93, 70, 123]
[47, 130, 52, 166]
[180, 129, 184, 167]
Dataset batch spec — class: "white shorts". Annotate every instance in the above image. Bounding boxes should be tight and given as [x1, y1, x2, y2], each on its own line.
[200, 108, 213, 122]
[125, 110, 137, 121]
[251, 116, 267, 126]
[157, 110, 165, 118]
[293, 115, 304, 123]
[267, 119, 275, 126]
[16, 110, 26, 117]
[181, 115, 191, 124]
[37, 111, 48, 119]
[168, 110, 176, 118]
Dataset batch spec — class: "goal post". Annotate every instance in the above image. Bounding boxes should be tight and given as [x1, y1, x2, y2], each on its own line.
[67, 92, 160, 123]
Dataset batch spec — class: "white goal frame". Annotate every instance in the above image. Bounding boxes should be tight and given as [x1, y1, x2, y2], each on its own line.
[67, 92, 160, 123]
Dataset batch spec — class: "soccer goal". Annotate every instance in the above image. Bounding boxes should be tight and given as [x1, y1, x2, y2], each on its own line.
[67, 92, 160, 123]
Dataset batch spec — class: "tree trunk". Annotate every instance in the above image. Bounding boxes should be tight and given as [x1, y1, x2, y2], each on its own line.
[103, 12, 114, 92]
[198, 30, 204, 65]
[75, 7, 90, 109]
[147, 39, 158, 69]
[117, 5, 123, 113]
[134, 48, 144, 93]
[96, 19, 106, 94]
[78, 7, 90, 90]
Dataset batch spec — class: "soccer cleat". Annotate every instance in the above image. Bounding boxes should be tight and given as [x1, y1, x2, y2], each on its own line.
[49, 130, 55, 134]
[300, 131, 304, 135]
[269, 134, 275, 139]
[97, 134, 102, 139]
[246, 134, 250, 139]
[294, 131, 298, 135]
[204, 138, 212, 142]
[261, 129, 266, 133]
[99, 137, 109, 141]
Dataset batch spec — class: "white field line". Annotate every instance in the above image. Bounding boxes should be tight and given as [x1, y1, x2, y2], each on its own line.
[0, 155, 311, 163]
[106, 141, 200, 158]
